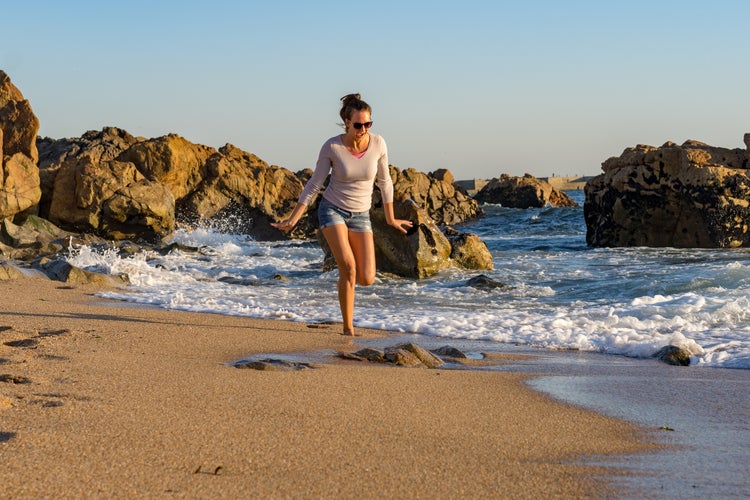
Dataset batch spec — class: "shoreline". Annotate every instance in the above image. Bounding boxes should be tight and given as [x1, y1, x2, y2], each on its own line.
[1, 276, 657, 498]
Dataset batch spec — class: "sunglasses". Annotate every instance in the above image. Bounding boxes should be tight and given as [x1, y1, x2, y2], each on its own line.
[351, 121, 373, 130]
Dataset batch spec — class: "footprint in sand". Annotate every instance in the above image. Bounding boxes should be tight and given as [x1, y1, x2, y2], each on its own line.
[3, 339, 38, 348]
[0, 431, 16, 443]
[0, 374, 32, 384]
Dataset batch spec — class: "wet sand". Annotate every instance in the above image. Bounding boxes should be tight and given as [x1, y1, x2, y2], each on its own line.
[0, 276, 655, 498]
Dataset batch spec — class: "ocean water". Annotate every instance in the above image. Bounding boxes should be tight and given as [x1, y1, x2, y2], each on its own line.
[67, 190, 750, 369]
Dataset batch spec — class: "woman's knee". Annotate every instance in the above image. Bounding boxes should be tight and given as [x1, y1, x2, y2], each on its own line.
[337, 258, 357, 283]
[357, 273, 375, 287]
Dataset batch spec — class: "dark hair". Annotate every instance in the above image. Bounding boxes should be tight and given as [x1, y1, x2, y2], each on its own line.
[339, 93, 371, 124]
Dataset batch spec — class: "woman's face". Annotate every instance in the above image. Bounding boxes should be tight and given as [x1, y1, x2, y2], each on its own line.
[346, 110, 372, 139]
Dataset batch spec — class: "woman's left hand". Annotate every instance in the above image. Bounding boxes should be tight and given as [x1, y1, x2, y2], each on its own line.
[389, 218, 413, 234]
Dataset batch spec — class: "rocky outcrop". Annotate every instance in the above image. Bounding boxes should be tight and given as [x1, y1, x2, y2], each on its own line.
[117, 134, 215, 201]
[179, 144, 307, 240]
[0, 71, 39, 163]
[44, 154, 174, 241]
[367, 196, 493, 279]
[474, 174, 578, 208]
[388, 167, 481, 225]
[0, 71, 41, 219]
[585, 138, 750, 247]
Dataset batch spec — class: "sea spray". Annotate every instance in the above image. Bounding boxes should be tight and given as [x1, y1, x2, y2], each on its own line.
[66, 191, 750, 369]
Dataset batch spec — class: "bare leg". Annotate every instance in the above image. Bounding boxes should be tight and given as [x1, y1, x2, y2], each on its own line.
[322, 225, 357, 334]
[321, 226, 376, 335]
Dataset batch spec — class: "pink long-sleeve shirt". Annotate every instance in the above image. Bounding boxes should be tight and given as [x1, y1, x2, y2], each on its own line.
[297, 133, 394, 213]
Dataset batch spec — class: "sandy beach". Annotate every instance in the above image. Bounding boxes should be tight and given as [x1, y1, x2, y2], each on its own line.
[0, 275, 655, 498]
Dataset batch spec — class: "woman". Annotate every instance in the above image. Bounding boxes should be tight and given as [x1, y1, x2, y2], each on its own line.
[272, 93, 412, 335]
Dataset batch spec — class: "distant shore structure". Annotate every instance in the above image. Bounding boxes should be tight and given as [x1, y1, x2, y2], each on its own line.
[455, 175, 594, 195]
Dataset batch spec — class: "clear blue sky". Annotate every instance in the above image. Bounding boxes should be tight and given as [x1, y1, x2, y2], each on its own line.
[2, 0, 748, 179]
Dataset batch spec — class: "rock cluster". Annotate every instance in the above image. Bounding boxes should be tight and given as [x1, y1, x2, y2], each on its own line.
[474, 173, 578, 208]
[1, 70, 492, 280]
[585, 138, 750, 247]
[338, 342, 462, 368]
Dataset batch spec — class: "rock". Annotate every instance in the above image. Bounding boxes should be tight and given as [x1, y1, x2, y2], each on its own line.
[395, 342, 445, 368]
[0, 216, 71, 261]
[368, 196, 492, 278]
[431, 346, 468, 359]
[745, 133, 750, 163]
[37, 127, 142, 218]
[652, 345, 692, 366]
[37, 259, 129, 286]
[370, 197, 452, 278]
[390, 166, 481, 225]
[180, 144, 307, 240]
[0, 153, 42, 219]
[233, 358, 315, 371]
[384, 347, 424, 367]
[442, 227, 494, 271]
[586, 137, 750, 247]
[465, 274, 510, 290]
[0, 263, 25, 281]
[45, 155, 174, 240]
[1, 71, 42, 220]
[117, 134, 215, 201]
[474, 174, 578, 208]
[345, 348, 386, 363]
[0, 70, 39, 163]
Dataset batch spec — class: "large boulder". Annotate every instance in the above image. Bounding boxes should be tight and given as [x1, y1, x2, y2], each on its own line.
[368, 195, 492, 278]
[585, 138, 750, 247]
[46, 155, 174, 240]
[388, 166, 481, 225]
[180, 144, 306, 240]
[474, 174, 578, 208]
[0, 71, 39, 163]
[117, 134, 215, 201]
[0, 71, 42, 219]
[37, 127, 142, 218]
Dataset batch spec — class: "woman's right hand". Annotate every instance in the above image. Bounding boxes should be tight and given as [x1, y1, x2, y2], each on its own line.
[271, 218, 297, 233]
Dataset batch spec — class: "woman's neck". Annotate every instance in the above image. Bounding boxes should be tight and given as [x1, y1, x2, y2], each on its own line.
[343, 132, 370, 153]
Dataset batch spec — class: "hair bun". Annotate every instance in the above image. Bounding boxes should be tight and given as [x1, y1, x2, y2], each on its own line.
[340, 93, 361, 105]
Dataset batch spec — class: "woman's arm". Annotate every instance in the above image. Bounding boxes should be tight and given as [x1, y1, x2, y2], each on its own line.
[271, 201, 308, 233]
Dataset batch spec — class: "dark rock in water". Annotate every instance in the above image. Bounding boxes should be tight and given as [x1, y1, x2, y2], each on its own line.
[585, 137, 750, 248]
[233, 358, 315, 371]
[442, 227, 495, 271]
[218, 276, 262, 287]
[431, 346, 468, 359]
[652, 345, 692, 366]
[466, 274, 510, 290]
[156, 241, 202, 255]
[474, 173, 578, 208]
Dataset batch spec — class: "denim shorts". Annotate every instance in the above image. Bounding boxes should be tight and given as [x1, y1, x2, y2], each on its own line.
[318, 197, 372, 233]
